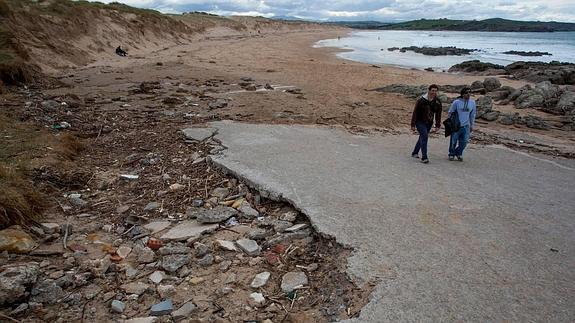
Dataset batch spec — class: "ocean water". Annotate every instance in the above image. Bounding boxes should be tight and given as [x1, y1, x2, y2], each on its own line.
[315, 30, 575, 71]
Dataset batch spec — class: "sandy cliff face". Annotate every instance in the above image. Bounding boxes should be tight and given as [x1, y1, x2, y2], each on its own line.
[1, 0, 331, 74]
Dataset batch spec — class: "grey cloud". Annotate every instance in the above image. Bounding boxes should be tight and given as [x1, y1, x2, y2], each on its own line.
[96, 0, 575, 22]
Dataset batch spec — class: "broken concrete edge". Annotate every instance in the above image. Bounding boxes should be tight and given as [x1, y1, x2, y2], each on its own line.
[207, 156, 371, 284]
[180, 126, 219, 143]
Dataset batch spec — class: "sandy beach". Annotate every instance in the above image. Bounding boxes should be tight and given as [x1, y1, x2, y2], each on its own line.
[48, 27, 575, 156]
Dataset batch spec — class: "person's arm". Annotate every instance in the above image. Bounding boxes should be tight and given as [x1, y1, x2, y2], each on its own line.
[411, 99, 421, 130]
[470, 102, 477, 131]
[434, 101, 442, 129]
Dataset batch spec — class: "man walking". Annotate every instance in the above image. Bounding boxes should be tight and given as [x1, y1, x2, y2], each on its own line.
[411, 84, 442, 164]
[448, 87, 476, 161]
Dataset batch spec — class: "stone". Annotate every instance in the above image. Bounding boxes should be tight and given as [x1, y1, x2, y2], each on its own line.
[150, 299, 173, 316]
[144, 221, 171, 234]
[84, 285, 102, 300]
[224, 273, 237, 285]
[30, 279, 64, 304]
[181, 127, 217, 142]
[172, 302, 197, 321]
[120, 174, 139, 180]
[195, 206, 237, 224]
[0, 228, 38, 253]
[111, 300, 126, 313]
[210, 187, 230, 199]
[194, 242, 210, 257]
[121, 282, 149, 295]
[149, 271, 165, 284]
[198, 254, 214, 267]
[169, 183, 185, 192]
[247, 228, 272, 240]
[272, 220, 293, 233]
[238, 201, 259, 218]
[11, 303, 28, 315]
[249, 292, 266, 307]
[476, 96, 493, 115]
[264, 230, 312, 248]
[117, 246, 132, 259]
[481, 111, 501, 121]
[69, 196, 88, 208]
[499, 114, 517, 125]
[144, 202, 160, 212]
[126, 266, 139, 279]
[208, 99, 228, 110]
[192, 199, 204, 207]
[251, 272, 271, 288]
[470, 80, 484, 90]
[216, 239, 238, 252]
[161, 254, 191, 273]
[483, 77, 501, 91]
[0, 263, 39, 305]
[137, 246, 156, 264]
[556, 91, 575, 115]
[124, 317, 158, 323]
[157, 284, 176, 298]
[189, 277, 205, 285]
[40, 223, 60, 234]
[219, 260, 232, 272]
[280, 271, 308, 293]
[160, 221, 218, 241]
[235, 239, 261, 256]
[280, 211, 298, 222]
[284, 223, 308, 232]
[117, 205, 131, 214]
[159, 245, 191, 255]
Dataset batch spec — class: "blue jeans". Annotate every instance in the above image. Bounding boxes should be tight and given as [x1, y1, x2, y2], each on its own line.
[412, 122, 432, 159]
[449, 125, 470, 157]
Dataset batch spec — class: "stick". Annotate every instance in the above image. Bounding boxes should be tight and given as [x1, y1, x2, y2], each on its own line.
[62, 224, 70, 250]
[0, 313, 21, 323]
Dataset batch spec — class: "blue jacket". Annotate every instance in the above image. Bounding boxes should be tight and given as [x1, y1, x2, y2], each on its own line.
[448, 98, 477, 129]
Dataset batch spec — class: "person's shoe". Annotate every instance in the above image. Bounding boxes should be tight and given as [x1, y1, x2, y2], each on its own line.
[449, 156, 455, 161]
[421, 158, 429, 164]
[456, 156, 463, 162]
[411, 154, 419, 158]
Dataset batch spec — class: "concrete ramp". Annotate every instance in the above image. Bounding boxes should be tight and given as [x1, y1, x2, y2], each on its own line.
[209, 121, 575, 322]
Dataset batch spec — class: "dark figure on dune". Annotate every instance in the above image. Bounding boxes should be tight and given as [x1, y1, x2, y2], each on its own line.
[115, 46, 127, 57]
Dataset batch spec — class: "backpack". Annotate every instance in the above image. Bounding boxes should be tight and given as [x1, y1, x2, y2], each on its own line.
[443, 110, 460, 137]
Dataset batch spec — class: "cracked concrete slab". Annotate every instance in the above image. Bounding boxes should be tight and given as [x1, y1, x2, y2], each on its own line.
[208, 121, 575, 322]
[181, 127, 217, 142]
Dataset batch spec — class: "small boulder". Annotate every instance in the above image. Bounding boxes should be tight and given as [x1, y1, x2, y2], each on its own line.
[280, 271, 308, 293]
[251, 272, 271, 288]
[483, 77, 501, 91]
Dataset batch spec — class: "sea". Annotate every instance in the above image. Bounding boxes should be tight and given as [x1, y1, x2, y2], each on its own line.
[314, 30, 575, 71]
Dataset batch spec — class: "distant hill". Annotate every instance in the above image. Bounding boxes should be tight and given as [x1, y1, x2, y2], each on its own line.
[379, 18, 575, 32]
[323, 21, 391, 29]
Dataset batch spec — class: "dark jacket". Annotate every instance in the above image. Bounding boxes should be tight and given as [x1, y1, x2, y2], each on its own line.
[410, 95, 442, 128]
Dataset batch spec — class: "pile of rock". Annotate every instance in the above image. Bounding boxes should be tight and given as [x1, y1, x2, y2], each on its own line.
[0, 184, 325, 322]
[388, 46, 476, 56]
[449, 60, 575, 85]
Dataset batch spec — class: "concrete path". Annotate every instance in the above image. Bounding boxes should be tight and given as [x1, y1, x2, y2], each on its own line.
[208, 121, 575, 322]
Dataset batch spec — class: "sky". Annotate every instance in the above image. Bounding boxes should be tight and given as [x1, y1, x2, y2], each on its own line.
[96, 0, 575, 23]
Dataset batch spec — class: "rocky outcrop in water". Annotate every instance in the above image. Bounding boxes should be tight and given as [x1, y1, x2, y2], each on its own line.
[388, 46, 476, 56]
[448, 60, 506, 74]
[450, 60, 575, 85]
[503, 51, 552, 57]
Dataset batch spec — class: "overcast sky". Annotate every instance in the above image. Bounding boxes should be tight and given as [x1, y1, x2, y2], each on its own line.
[97, 0, 575, 23]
